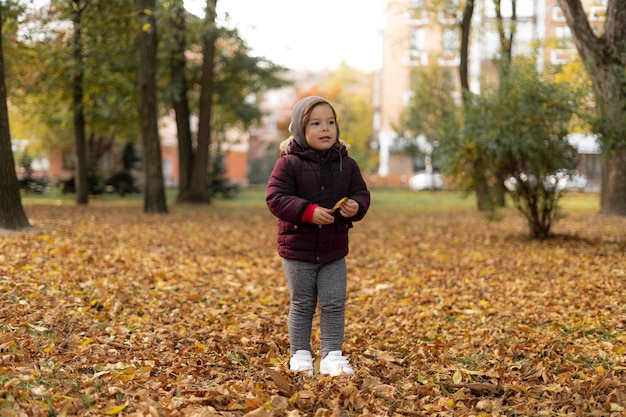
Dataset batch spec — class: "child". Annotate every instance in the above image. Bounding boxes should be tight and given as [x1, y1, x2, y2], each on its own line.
[266, 96, 370, 376]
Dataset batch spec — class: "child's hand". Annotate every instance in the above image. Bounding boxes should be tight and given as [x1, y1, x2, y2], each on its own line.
[339, 199, 359, 218]
[312, 207, 335, 225]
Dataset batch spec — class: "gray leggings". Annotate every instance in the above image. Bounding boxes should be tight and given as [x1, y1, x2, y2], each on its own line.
[282, 257, 347, 357]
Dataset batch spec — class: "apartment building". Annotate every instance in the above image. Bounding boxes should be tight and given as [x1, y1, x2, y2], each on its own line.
[376, 0, 606, 186]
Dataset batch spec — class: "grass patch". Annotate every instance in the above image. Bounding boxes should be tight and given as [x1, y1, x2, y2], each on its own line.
[21, 187, 601, 221]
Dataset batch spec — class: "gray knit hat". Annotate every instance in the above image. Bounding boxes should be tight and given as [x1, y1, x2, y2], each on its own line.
[288, 96, 340, 149]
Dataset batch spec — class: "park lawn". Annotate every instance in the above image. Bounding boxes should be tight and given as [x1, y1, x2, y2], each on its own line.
[1, 189, 624, 416]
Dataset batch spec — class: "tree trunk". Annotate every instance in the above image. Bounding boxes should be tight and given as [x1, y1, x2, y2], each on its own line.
[559, 0, 626, 215]
[459, 0, 473, 97]
[138, 0, 168, 214]
[459, 0, 491, 211]
[600, 149, 626, 216]
[72, 1, 89, 205]
[474, 157, 493, 211]
[492, 0, 517, 208]
[494, 0, 515, 66]
[0, 6, 30, 230]
[180, 0, 217, 204]
[169, 2, 194, 201]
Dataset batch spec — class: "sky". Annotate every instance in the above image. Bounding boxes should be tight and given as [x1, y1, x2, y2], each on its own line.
[184, 0, 385, 72]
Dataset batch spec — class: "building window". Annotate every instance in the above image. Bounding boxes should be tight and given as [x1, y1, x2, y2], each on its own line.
[442, 28, 458, 52]
[517, 2, 535, 17]
[484, 1, 507, 17]
[485, 29, 500, 59]
[514, 21, 535, 56]
[408, 0, 428, 24]
[439, 28, 459, 66]
[555, 25, 572, 49]
[407, 28, 428, 66]
[410, 28, 426, 52]
[443, 0, 458, 12]
[551, 26, 575, 65]
[439, 0, 458, 23]
[485, 1, 533, 18]
[552, 7, 566, 22]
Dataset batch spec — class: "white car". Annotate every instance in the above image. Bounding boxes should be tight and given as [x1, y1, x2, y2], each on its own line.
[409, 172, 444, 191]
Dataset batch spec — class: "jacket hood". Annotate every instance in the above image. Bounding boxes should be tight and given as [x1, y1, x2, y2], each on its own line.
[288, 96, 341, 149]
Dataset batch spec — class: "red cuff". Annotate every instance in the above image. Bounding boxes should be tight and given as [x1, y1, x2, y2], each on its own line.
[301, 204, 319, 223]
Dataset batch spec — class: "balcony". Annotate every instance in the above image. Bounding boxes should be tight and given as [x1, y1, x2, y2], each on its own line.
[438, 51, 460, 67]
[550, 49, 577, 65]
[405, 50, 428, 66]
[406, 10, 428, 25]
[438, 10, 458, 25]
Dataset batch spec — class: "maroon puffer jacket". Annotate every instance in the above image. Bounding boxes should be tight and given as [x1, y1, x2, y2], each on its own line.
[266, 139, 370, 264]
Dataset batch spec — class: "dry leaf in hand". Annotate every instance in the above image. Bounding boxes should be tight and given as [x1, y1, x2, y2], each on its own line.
[330, 197, 348, 213]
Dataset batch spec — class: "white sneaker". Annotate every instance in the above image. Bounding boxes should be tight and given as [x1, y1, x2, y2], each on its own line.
[289, 350, 313, 376]
[320, 351, 355, 376]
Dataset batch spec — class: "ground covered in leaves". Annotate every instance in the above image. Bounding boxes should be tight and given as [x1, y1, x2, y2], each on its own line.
[1, 191, 625, 416]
